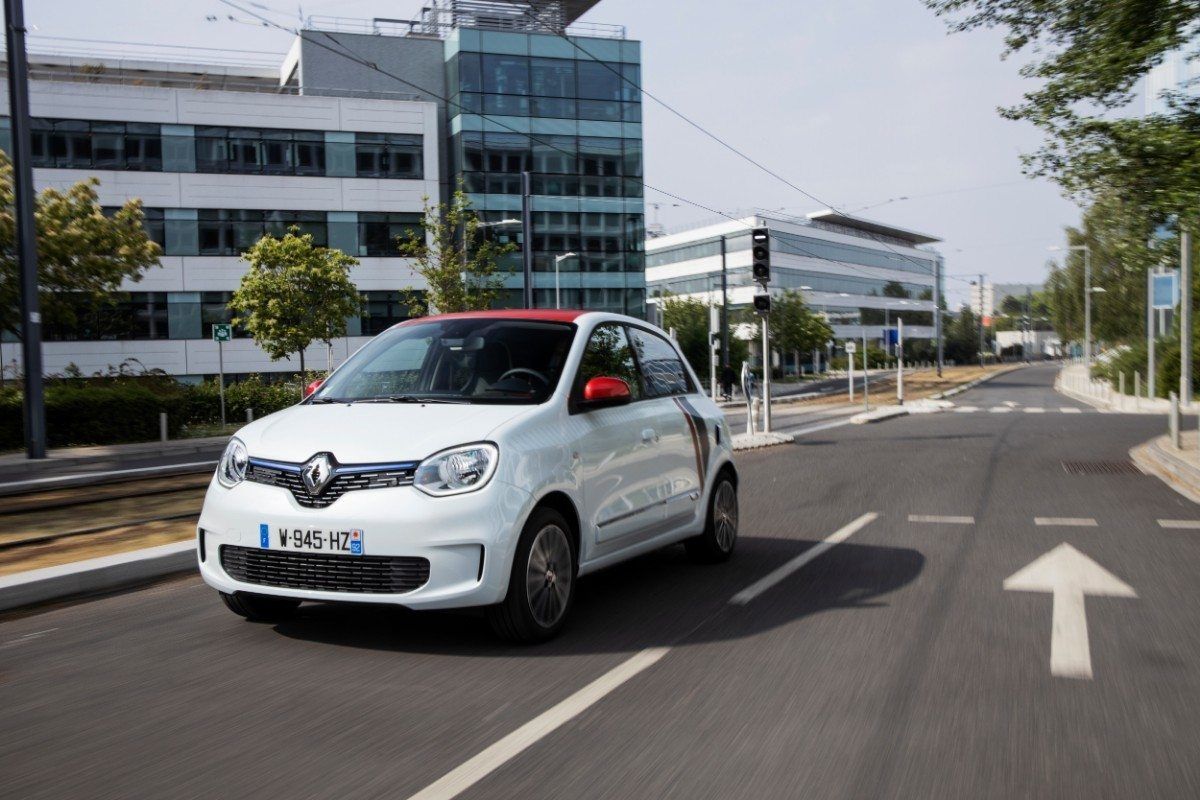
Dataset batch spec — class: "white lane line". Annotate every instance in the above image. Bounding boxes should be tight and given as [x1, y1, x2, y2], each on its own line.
[908, 514, 975, 524]
[954, 406, 979, 413]
[1158, 519, 1200, 530]
[1034, 517, 1098, 527]
[729, 512, 878, 606]
[0, 628, 58, 649]
[989, 407, 1013, 413]
[1024, 407, 1045, 414]
[1003, 401, 1020, 408]
[1060, 407, 1082, 414]
[406, 647, 670, 800]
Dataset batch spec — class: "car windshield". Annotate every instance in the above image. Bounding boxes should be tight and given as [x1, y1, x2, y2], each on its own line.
[312, 318, 576, 404]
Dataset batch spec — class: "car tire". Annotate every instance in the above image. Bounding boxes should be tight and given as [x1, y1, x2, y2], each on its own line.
[685, 472, 738, 563]
[220, 591, 301, 622]
[487, 507, 576, 644]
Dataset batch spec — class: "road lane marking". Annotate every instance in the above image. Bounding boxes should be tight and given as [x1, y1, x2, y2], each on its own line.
[1003, 401, 1020, 408]
[1004, 543, 1136, 679]
[1158, 519, 1200, 530]
[0, 628, 58, 649]
[1060, 407, 1082, 414]
[953, 406, 978, 413]
[908, 515, 975, 524]
[1024, 407, 1045, 413]
[406, 647, 670, 800]
[989, 407, 1012, 413]
[1034, 517, 1098, 527]
[729, 512, 879, 606]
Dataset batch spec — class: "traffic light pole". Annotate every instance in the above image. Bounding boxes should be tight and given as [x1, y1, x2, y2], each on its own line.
[5, 0, 46, 459]
[761, 316, 771, 433]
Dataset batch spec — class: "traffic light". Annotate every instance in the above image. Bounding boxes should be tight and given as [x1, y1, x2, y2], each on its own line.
[753, 293, 771, 316]
[751, 227, 771, 284]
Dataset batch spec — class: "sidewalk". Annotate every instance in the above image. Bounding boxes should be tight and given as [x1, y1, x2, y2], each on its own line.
[0, 435, 227, 488]
[1056, 363, 1175, 414]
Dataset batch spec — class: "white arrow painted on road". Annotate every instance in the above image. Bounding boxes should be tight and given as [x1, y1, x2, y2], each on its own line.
[1003, 543, 1136, 680]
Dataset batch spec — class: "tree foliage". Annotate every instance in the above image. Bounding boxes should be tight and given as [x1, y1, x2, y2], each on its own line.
[660, 295, 749, 381]
[0, 151, 160, 339]
[770, 290, 835, 361]
[925, 0, 1200, 217]
[229, 228, 361, 377]
[398, 188, 517, 315]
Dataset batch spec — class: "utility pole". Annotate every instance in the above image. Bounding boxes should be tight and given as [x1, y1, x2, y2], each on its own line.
[978, 273, 986, 367]
[520, 170, 533, 309]
[5, 0, 46, 459]
[1182, 229, 1193, 407]
[1025, 285, 1033, 362]
[1148, 267, 1157, 398]
[933, 253, 943, 377]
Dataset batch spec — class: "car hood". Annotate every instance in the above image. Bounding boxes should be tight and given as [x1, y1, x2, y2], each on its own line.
[238, 402, 536, 464]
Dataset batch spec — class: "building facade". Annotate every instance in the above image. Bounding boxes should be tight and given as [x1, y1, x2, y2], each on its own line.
[1, 0, 644, 379]
[646, 210, 942, 357]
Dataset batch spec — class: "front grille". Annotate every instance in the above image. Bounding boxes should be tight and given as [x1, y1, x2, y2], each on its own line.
[220, 545, 430, 594]
[246, 459, 416, 508]
[1061, 460, 1142, 475]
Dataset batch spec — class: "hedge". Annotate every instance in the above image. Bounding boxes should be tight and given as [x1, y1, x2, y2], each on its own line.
[0, 383, 188, 450]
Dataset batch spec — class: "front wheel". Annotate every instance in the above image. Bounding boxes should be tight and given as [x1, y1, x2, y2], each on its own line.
[685, 473, 738, 563]
[220, 591, 300, 622]
[487, 507, 576, 643]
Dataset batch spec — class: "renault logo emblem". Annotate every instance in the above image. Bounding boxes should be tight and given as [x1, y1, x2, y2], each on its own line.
[301, 453, 335, 495]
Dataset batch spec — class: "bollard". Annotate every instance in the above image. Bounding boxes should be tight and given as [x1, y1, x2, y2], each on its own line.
[1170, 392, 1181, 449]
[159, 412, 168, 443]
[246, 408, 254, 423]
[1135, 372, 1141, 411]
[1119, 372, 1125, 405]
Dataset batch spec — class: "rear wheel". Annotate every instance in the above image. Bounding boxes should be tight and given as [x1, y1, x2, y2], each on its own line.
[487, 507, 576, 643]
[220, 591, 300, 622]
[685, 473, 738, 563]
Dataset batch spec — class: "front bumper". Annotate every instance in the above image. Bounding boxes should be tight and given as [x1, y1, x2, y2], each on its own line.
[196, 476, 532, 609]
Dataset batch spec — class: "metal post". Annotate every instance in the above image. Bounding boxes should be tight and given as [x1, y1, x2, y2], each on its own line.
[520, 170, 533, 309]
[246, 408, 254, 423]
[1135, 371, 1141, 410]
[897, 318, 904, 405]
[1181, 230, 1192, 407]
[720, 236, 729, 371]
[933, 253, 943, 377]
[1083, 248, 1092, 372]
[1025, 286, 1033, 362]
[159, 412, 168, 443]
[5, 0, 46, 459]
[978, 273, 986, 367]
[1170, 392, 1180, 449]
[862, 329, 869, 411]
[1148, 268, 1157, 399]
[761, 316, 772, 433]
[218, 339, 227, 427]
[709, 304, 718, 403]
[848, 343, 855, 402]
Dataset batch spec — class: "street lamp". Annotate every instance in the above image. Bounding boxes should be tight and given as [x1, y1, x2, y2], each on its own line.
[553, 252, 577, 309]
[1050, 244, 1093, 368]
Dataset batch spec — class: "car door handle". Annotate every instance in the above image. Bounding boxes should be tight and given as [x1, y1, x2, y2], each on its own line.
[641, 428, 658, 443]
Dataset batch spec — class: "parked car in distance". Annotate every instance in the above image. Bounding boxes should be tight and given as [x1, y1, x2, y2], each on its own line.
[197, 309, 738, 642]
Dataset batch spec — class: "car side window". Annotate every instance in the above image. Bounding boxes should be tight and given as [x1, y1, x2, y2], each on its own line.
[627, 327, 691, 398]
[575, 323, 643, 401]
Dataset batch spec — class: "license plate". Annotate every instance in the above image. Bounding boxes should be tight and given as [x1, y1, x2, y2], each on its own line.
[259, 523, 364, 555]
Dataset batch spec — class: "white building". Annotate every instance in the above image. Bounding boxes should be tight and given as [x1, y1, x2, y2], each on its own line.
[0, 54, 439, 379]
[969, 280, 995, 321]
[646, 210, 943, 360]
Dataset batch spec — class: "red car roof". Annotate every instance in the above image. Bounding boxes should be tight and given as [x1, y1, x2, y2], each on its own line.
[398, 309, 590, 326]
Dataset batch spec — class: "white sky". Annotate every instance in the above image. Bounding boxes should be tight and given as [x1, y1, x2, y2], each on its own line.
[30, 0, 1084, 307]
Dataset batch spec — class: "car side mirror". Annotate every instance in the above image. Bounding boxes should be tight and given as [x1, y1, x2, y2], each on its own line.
[303, 378, 325, 399]
[580, 376, 632, 409]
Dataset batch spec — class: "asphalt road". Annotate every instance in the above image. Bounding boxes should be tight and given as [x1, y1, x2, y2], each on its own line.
[3, 365, 1199, 799]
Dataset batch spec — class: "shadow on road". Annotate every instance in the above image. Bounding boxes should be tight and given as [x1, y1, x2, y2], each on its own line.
[269, 536, 925, 656]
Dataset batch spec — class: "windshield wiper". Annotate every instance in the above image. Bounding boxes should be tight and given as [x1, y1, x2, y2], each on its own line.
[350, 394, 469, 404]
[309, 396, 347, 404]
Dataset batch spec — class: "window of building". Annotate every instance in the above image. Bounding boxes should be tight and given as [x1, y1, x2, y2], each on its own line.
[30, 119, 163, 171]
[481, 53, 531, 95]
[354, 133, 423, 179]
[576, 60, 623, 101]
[360, 290, 419, 336]
[358, 213, 423, 257]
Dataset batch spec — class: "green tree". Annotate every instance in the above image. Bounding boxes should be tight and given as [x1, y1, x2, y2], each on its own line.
[398, 188, 517, 314]
[229, 228, 361, 382]
[925, 0, 1200, 219]
[0, 151, 160, 340]
[660, 294, 750, 382]
[771, 290, 834, 369]
[944, 305, 992, 364]
[882, 281, 912, 299]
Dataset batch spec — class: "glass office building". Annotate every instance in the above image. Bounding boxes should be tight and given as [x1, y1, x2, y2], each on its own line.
[445, 27, 646, 315]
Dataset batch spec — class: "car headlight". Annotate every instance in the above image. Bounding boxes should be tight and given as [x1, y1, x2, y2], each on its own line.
[414, 443, 498, 497]
[217, 437, 249, 488]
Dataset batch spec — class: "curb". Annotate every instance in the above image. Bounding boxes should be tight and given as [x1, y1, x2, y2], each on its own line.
[0, 541, 196, 613]
[732, 432, 795, 451]
[1130, 435, 1200, 505]
[851, 406, 909, 424]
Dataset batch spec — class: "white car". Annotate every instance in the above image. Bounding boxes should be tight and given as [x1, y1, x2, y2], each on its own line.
[197, 310, 738, 642]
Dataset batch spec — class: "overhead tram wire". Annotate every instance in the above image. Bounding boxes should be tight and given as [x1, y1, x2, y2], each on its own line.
[216, 0, 938, 292]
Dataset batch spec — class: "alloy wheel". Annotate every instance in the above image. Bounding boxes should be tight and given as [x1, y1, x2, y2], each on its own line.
[525, 524, 573, 628]
[713, 481, 738, 552]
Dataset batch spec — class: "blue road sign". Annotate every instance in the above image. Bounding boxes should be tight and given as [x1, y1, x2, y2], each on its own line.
[1152, 272, 1178, 310]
